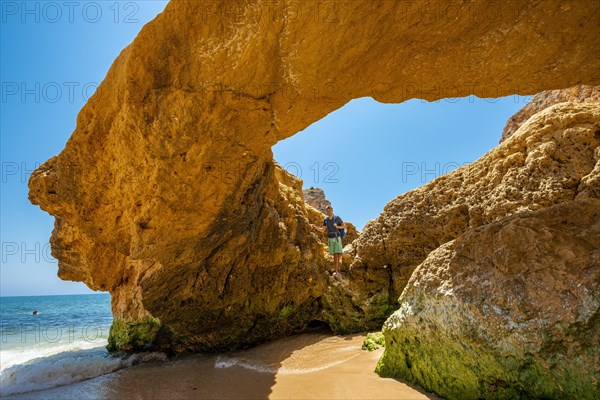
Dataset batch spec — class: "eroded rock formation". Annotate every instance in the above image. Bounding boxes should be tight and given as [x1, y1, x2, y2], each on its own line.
[502, 85, 600, 142]
[377, 198, 600, 399]
[344, 102, 600, 323]
[42, 160, 330, 351]
[28, 0, 600, 354]
[367, 100, 600, 398]
[303, 187, 331, 213]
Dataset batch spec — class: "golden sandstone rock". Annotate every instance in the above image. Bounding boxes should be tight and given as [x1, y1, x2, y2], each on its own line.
[28, 0, 599, 383]
[377, 198, 600, 399]
[328, 101, 600, 342]
[374, 102, 600, 399]
[501, 85, 600, 142]
[302, 187, 331, 214]
[350, 102, 600, 305]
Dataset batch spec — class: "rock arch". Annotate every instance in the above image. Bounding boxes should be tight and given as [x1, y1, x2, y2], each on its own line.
[29, 0, 600, 351]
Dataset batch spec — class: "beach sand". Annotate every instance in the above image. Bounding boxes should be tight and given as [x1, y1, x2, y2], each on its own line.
[9, 332, 440, 400]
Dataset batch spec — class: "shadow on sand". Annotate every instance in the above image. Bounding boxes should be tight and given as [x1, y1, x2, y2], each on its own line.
[7, 329, 441, 400]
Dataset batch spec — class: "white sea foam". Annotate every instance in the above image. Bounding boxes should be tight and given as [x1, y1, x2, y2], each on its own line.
[214, 345, 359, 375]
[0, 341, 166, 396]
[0, 339, 108, 372]
[214, 356, 276, 374]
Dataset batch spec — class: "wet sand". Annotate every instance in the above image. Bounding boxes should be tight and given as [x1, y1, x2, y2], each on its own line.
[10, 333, 440, 400]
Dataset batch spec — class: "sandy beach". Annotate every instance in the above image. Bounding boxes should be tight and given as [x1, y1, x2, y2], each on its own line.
[8, 332, 440, 400]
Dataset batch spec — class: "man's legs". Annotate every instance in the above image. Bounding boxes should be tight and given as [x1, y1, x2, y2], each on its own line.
[334, 253, 340, 274]
[329, 237, 343, 275]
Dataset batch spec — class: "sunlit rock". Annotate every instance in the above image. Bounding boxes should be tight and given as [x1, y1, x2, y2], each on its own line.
[28, 0, 600, 352]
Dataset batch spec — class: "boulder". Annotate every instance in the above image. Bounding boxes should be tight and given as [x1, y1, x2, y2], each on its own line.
[351, 102, 600, 310]
[376, 199, 600, 399]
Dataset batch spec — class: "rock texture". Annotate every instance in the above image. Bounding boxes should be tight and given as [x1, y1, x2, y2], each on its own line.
[348, 102, 600, 321]
[303, 187, 331, 213]
[28, 0, 600, 352]
[366, 99, 600, 398]
[376, 199, 600, 399]
[502, 85, 600, 142]
[45, 161, 329, 351]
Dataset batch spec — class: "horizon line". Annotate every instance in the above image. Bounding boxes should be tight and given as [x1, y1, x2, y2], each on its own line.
[0, 292, 109, 298]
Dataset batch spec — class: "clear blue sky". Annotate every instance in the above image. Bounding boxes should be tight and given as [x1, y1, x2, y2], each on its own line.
[1, 1, 170, 296]
[273, 95, 529, 230]
[1, 1, 529, 297]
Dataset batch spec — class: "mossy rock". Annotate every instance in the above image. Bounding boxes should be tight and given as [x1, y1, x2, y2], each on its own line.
[107, 317, 161, 352]
[319, 283, 396, 335]
[278, 304, 295, 319]
[376, 313, 600, 400]
[362, 331, 385, 351]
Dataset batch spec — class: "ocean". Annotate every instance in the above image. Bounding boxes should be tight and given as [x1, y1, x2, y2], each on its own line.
[0, 295, 437, 399]
[0, 293, 118, 396]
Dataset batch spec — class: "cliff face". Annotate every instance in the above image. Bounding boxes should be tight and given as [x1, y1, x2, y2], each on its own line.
[501, 85, 600, 142]
[371, 101, 600, 398]
[41, 159, 329, 351]
[28, 0, 600, 353]
[350, 102, 600, 307]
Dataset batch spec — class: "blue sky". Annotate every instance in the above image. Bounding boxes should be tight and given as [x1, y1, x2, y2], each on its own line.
[273, 95, 529, 230]
[1, 1, 529, 297]
[1, 1, 170, 296]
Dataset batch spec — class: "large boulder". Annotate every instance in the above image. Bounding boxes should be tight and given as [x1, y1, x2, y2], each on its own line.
[371, 100, 600, 398]
[350, 102, 600, 313]
[376, 199, 600, 399]
[28, 0, 600, 351]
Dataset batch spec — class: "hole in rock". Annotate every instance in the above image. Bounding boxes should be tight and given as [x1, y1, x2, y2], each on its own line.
[273, 95, 531, 231]
[304, 319, 333, 333]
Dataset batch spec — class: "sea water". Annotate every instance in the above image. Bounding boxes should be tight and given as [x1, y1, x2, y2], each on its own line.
[0, 293, 119, 396]
[0, 296, 419, 399]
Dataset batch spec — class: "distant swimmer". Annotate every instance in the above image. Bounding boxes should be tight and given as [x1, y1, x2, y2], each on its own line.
[32, 310, 38, 315]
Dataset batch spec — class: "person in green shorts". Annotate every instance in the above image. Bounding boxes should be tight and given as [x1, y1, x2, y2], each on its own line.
[317, 205, 346, 276]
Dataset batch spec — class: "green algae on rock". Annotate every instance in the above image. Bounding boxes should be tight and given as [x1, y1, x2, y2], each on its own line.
[107, 317, 162, 352]
[362, 332, 385, 352]
[319, 276, 395, 334]
[377, 199, 600, 400]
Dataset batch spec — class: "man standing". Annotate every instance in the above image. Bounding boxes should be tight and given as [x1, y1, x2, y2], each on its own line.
[317, 205, 346, 276]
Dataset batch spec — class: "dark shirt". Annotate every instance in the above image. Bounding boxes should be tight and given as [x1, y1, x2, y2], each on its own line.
[323, 215, 343, 238]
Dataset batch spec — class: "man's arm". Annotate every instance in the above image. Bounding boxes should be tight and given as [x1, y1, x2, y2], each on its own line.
[311, 222, 326, 232]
